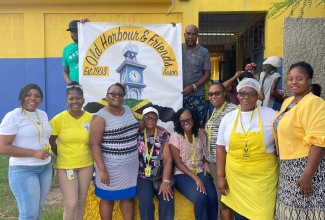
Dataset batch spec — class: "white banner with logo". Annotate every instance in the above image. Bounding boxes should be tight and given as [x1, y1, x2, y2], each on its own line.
[79, 22, 183, 131]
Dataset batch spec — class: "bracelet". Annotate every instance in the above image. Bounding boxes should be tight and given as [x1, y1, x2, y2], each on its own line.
[204, 160, 210, 164]
[163, 179, 170, 184]
[192, 84, 197, 91]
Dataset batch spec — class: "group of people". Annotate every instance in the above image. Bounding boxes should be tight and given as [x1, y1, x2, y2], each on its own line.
[0, 19, 324, 220]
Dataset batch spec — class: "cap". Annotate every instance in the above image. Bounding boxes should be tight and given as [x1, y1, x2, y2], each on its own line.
[237, 78, 261, 93]
[142, 107, 159, 118]
[66, 20, 80, 31]
[263, 56, 281, 68]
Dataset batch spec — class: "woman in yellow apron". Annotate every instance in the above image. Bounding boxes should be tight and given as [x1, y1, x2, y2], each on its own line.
[216, 78, 279, 220]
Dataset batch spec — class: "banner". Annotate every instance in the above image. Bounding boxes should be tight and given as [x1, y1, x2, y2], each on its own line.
[79, 22, 183, 132]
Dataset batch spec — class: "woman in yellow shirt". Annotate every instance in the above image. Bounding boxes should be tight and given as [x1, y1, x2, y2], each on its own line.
[273, 61, 325, 219]
[50, 82, 94, 220]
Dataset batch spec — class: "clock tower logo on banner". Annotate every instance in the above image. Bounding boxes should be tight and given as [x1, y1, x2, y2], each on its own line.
[116, 42, 147, 100]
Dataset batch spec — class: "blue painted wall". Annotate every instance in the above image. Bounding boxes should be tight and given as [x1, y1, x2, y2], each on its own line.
[0, 58, 66, 121]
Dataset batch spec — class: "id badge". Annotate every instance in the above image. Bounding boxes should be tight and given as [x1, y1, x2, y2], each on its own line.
[66, 169, 74, 180]
[145, 167, 151, 177]
[243, 147, 250, 157]
[43, 144, 53, 154]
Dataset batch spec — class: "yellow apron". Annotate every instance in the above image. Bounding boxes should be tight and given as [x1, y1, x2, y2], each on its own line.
[221, 107, 279, 220]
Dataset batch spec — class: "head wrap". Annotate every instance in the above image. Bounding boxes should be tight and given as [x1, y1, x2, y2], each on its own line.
[237, 78, 261, 93]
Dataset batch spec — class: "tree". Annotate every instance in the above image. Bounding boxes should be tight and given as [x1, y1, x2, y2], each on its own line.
[268, 0, 325, 18]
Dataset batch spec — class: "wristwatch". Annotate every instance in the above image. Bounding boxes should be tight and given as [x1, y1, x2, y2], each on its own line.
[192, 84, 197, 91]
[163, 179, 171, 184]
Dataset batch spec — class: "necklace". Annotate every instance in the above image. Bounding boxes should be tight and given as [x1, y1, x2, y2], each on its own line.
[238, 105, 257, 157]
[23, 108, 44, 143]
[184, 132, 197, 175]
[206, 101, 227, 142]
[144, 128, 158, 164]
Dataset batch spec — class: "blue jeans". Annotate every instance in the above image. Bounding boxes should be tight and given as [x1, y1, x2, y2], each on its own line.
[175, 172, 217, 220]
[234, 211, 249, 220]
[137, 177, 174, 220]
[9, 162, 52, 220]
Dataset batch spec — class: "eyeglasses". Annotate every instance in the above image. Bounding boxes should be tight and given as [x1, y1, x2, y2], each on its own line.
[67, 85, 83, 90]
[238, 91, 258, 98]
[107, 92, 125, 98]
[143, 116, 158, 121]
[180, 118, 193, 125]
[208, 91, 223, 97]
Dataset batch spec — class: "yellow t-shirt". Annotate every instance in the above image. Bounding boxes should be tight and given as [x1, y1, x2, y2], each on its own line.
[50, 110, 93, 169]
[275, 93, 325, 159]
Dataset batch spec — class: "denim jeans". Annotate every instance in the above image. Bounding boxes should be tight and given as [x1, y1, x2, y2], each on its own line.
[234, 211, 249, 220]
[9, 162, 52, 220]
[175, 172, 217, 220]
[137, 177, 174, 220]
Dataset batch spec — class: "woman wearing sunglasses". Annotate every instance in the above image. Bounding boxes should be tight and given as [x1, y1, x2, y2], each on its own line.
[204, 82, 237, 220]
[216, 78, 279, 220]
[137, 107, 174, 220]
[169, 108, 217, 220]
[90, 82, 139, 220]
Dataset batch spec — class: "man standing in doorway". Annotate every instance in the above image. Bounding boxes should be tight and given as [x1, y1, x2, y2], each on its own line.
[182, 24, 211, 126]
[258, 56, 284, 108]
[62, 19, 89, 84]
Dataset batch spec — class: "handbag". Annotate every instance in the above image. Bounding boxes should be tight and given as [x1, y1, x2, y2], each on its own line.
[151, 132, 175, 191]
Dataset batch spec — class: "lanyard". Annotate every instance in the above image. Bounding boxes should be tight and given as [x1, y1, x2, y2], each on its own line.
[206, 101, 227, 141]
[184, 133, 196, 165]
[144, 128, 157, 165]
[23, 109, 44, 144]
[238, 105, 256, 147]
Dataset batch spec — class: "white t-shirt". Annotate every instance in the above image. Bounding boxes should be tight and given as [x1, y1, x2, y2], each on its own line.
[0, 108, 52, 166]
[257, 71, 281, 108]
[216, 107, 276, 153]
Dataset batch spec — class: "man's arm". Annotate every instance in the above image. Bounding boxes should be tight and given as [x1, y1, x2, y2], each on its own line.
[63, 66, 72, 84]
[195, 69, 211, 88]
[270, 77, 284, 103]
[182, 70, 211, 96]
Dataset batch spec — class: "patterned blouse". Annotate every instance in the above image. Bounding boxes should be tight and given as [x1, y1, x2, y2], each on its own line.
[273, 102, 297, 131]
[205, 103, 237, 163]
[169, 130, 207, 175]
[137, 129, 169, 180]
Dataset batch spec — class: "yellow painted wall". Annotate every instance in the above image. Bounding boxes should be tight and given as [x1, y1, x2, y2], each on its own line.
[0, 1, 324, 59]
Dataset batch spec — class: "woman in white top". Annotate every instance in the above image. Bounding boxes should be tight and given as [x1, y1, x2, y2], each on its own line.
[216, 78, 279, 220]
[0, 84, 52, 220]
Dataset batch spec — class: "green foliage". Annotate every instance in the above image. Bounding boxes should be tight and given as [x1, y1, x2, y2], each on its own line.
[0, 156, 63, 219]
[0, 155, 18, 218]
[268, 0, 325, 19]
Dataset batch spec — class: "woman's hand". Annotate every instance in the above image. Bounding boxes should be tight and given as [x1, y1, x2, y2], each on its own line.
[296, 175, 313, 198]
[204, 162, 211, 175]
[159, 181, 173, 201]
[33, 150, 51, 160]
[100, 169, 110, 186]
[194, 176, 206, 194]
[217, 176, 228, 195]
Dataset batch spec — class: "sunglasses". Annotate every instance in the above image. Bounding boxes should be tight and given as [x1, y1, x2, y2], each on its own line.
[180, 118, 193, 125]
[67, 85, 83, 90]
[107, 92, 125, 98]
[238, 91, 258, 98]
[208, 91, 223, 97]
[143, 116, 158, 121]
